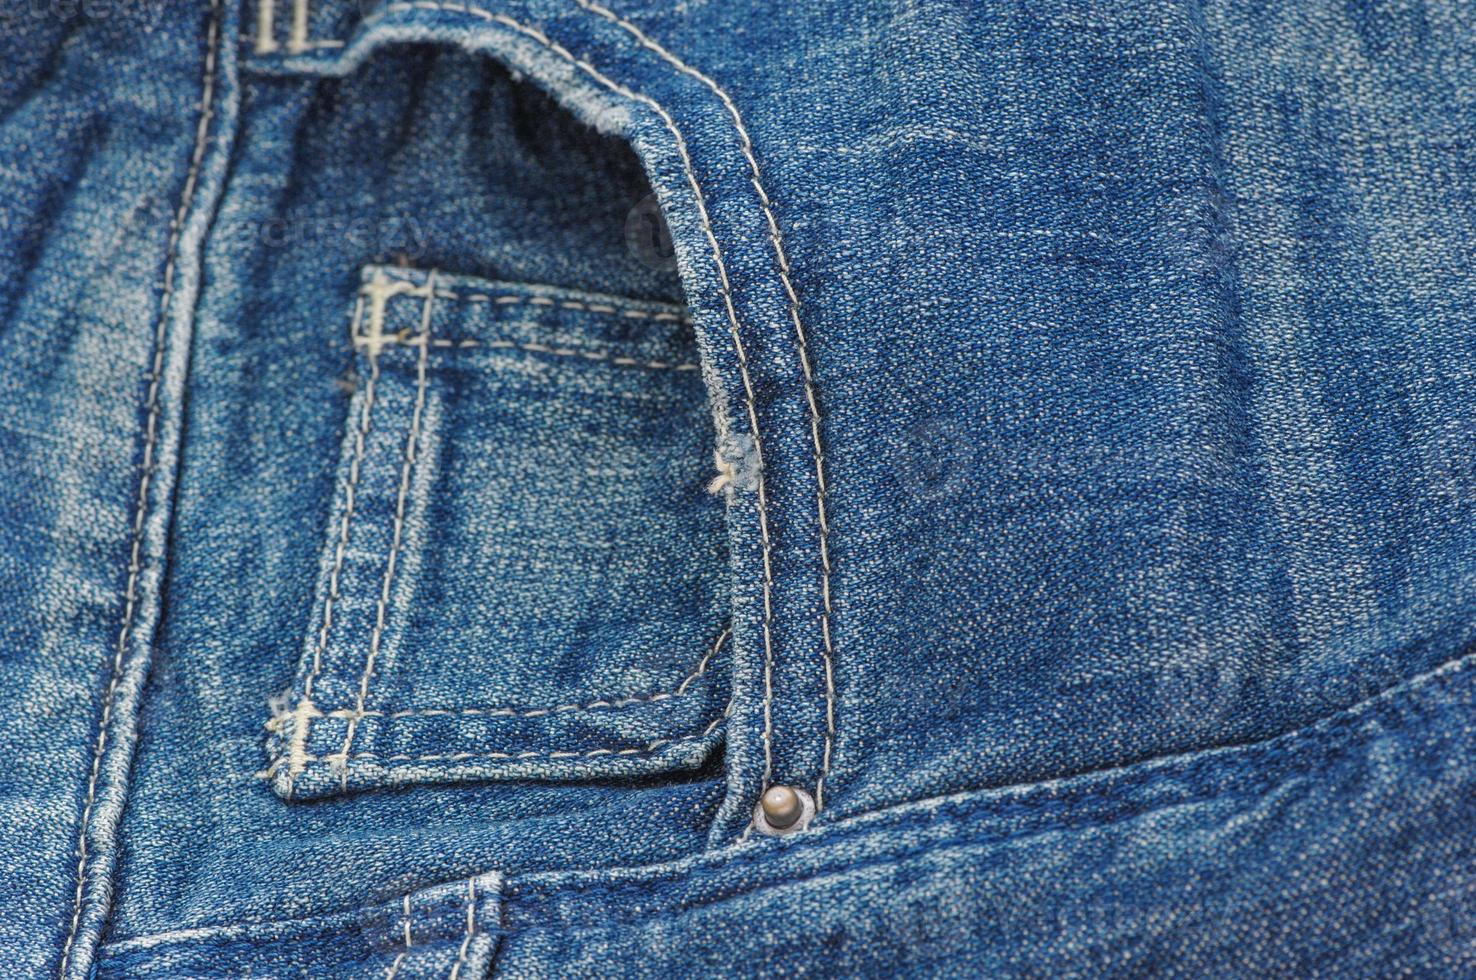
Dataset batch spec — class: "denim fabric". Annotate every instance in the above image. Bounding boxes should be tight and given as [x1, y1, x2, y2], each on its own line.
[264, 265, 729, 800]
[2, 0, 1476, 975]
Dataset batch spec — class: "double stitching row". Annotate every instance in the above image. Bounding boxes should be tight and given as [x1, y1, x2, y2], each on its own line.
[449, 879, 477, 980]
[568, 0, 837, 811]
[336, 272, 439, 789]
[274, 287, 384, 798]
[372, 269, 694, 324]
[315, 627, 730, 721]
[253, 0, 345, 54]
[263, 0, 833, 816]
[370, 333, 701, 373]
[294, 708, 727, 768]
[61, 0, 226, 973]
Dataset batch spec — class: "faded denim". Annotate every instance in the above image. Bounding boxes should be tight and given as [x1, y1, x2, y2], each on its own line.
[2, 0, 1476, 976]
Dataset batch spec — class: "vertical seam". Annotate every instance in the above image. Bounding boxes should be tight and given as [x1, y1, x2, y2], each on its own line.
[448, 878, 476, 980]
[568, 0, 837, 810]
[304, 288, 372, 702]
[384, 893, 412, 979]
[281, 281, 389, 799]
[58, 0, 223, 974]
[337, 271, 437, 786]
[352, 2, 781, 801]
[289, 0, 309, 52]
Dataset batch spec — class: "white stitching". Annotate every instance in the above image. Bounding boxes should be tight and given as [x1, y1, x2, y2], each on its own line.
[570, 0, 837, 810]
[352, 0, 780, 798]
[270, 2, 782, 822]
[448, 879, 476, 980]
[301, 709, 726, 767]
[361, 275, 701, 369]
[338, 272, 438, 787]
[319, 627, 730, 720]
[60, 2, 223, 974]
[372, 269, 693, 323]
[361, 331, 701, 372]
[305, 291, 375, 700]
[289, 0, 309, 53]
[253, 0, 278, 53]
[384, 893, 411, 980]
[278, 285, 385, 798]
[451, 293, 689, 322]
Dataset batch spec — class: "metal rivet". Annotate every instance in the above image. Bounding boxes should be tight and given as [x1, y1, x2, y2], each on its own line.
[761, 785, 802, 827]
[753, 785, 815, 836]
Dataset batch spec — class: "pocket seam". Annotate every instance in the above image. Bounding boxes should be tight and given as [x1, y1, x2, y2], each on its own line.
[375, 265, 693, 324]
[340, 270, 716, 724]
[323, 627, 729, 721]
[299, 709, 729, 768]
[266, 268, 728, 798]
[337, 271, 439, 781]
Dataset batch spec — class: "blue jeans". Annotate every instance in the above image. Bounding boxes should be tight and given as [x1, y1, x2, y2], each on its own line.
[3, 0, 1476, 975]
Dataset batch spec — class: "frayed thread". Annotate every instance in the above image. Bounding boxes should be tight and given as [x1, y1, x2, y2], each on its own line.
[708, 433, 760, 494]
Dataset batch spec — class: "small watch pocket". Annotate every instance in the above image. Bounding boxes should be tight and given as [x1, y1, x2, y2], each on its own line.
[265, 265, 730, 799]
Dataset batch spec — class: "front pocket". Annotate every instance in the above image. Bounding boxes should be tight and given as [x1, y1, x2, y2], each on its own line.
[265, 265, 730, 799]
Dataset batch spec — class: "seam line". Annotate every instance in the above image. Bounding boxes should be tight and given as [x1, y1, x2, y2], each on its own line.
[360, 332, 700, 372]
[337, 271, 437, 787]
[383, 893, 411, 979]
[296, 626, 730, 722]
[370, 269, 693, 323]
[59, 1, 223, 974]
[447, 879, 476, 980]
[570, 0, 837, 810]
[305, 289, 372, 701]
[286, 709, 726, 769]
[348, 0, 781, 802]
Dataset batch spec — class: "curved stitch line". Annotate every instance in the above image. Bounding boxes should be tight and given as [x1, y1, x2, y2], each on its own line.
[338, 271, 438, 787]
[322, 626, 730, 720]
[60, 1, 224, 974]
[569, 0, 837, 812]
[302, 707, 726, 767]
[96, 650, 1476, 957]
[347, 1, 782, 794]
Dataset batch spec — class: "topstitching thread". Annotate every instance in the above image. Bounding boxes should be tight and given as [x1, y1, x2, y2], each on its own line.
[60, 0, 224, 974]
[337, 272, 439, 786]
[351, 0, 782, 803]
[261, 0, 831, 821]
[568, 0, 837, 812]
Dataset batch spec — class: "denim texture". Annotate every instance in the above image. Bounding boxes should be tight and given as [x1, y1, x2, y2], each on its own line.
[2, 0, 1475, 975]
